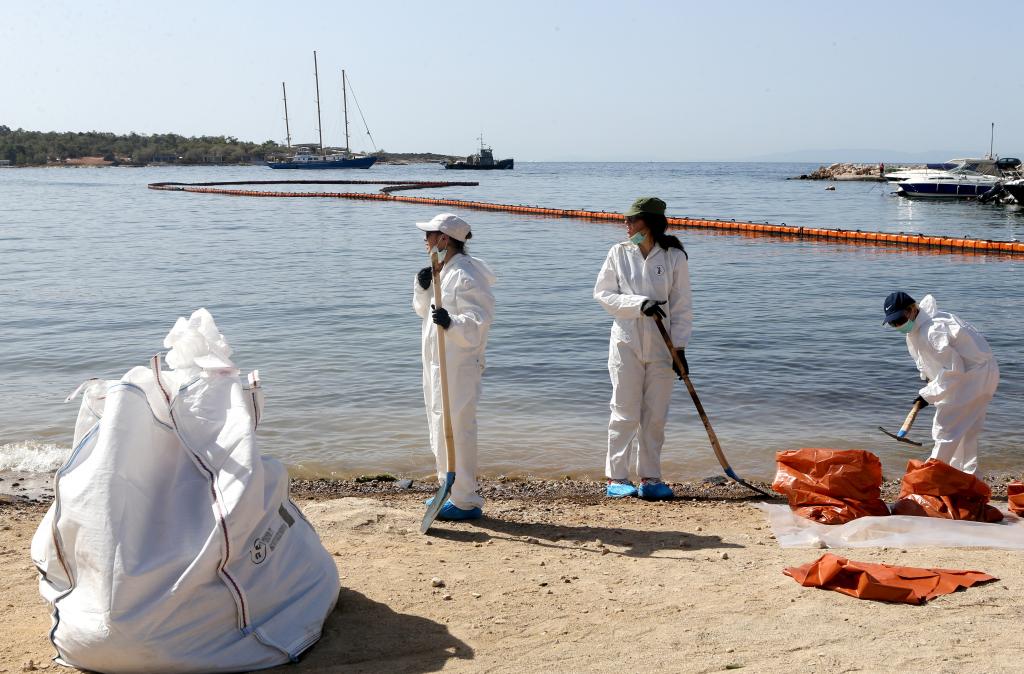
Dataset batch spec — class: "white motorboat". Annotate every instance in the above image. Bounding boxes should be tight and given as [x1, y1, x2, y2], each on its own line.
[884, 157, 1015, 182]
[895, 168, 1002, 199]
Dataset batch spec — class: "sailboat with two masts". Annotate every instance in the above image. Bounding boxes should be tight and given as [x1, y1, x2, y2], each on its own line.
[268, 51, 377, 169]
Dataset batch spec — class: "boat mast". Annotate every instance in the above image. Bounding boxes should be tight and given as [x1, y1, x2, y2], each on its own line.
[282, 82, 292, 148]
[314, 51, 324, 155]
[342, 69, 350, 153]
[989, 122, 995, 159]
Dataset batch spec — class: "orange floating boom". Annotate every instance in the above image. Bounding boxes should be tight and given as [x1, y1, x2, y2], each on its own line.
[147, 180, 1024, 257]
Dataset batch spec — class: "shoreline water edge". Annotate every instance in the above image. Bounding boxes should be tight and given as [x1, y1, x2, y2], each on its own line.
[4, 471, 1023, 507]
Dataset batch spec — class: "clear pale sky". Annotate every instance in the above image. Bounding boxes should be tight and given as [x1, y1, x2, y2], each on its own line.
[3, 1, 1023, 161]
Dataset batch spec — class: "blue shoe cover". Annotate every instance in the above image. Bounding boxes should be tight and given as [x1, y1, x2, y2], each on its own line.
[606, 482, 638, 498]
[638, 481, 674, 501]
[437, 501, 483, 521]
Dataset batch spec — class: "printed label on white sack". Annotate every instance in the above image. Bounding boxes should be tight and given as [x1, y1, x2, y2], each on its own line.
[250, 504, 296, 565]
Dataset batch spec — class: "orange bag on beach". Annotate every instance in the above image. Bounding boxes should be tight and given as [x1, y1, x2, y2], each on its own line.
[892, 459, 1003, 523]
[772, 448, 890, 525]
[1006, 482, 1024, 516]
[784, 553, 997, 604]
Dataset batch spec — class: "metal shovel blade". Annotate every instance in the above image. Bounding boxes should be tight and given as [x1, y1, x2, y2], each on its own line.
[878, 426, 924, 447]
[420, 471, 455, 534]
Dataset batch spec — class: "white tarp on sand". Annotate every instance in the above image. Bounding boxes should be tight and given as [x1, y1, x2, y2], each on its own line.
[31, 309, 340, 673]
[757, 502, 1024, 550]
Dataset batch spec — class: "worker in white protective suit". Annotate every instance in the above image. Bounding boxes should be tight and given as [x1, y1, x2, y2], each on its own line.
[883, 291, 1000, 474]
[413, 213, 496, 520]
[594, 197, 693, 500]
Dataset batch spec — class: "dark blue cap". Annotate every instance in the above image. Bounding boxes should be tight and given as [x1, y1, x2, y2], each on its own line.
[883, 291, 915, 324]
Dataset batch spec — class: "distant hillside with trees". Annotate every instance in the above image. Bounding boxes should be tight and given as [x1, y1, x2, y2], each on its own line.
[0, 126, 461, 166]
[0, 126, 282, 165]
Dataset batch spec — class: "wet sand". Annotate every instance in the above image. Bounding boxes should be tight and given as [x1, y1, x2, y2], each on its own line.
[3, 476, 1023, 673]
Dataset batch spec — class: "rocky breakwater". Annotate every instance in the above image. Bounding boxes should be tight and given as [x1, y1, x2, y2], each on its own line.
[792, 162, 899, 182]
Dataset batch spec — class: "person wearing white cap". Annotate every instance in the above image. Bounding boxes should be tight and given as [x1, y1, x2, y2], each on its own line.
[594, 197, 692, 500]
[413, 213, 497, 519]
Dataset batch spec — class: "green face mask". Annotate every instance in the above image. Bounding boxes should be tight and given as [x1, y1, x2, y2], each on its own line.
[629, 231, 646, 245]
[896, 319, 915, 334]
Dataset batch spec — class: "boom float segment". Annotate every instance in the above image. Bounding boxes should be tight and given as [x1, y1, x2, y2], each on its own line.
[147, 180, 1024, 257]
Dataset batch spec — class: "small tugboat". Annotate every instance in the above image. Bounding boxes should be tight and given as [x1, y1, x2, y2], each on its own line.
[268, 51, 377, 170]
[444, 136, 513, 170]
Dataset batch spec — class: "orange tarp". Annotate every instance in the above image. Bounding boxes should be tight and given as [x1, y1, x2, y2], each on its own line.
[772, 449, 890, 524]
[892, 459, 1003, 523]
[1008, 482, 1024, 516]
[784, 553, 997, 604]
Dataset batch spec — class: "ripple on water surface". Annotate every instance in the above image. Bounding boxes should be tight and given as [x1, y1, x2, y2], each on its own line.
[1, 163, 1022, 481]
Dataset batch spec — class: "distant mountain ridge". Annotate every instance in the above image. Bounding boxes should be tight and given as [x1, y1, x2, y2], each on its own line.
[745, 148, 985, 163]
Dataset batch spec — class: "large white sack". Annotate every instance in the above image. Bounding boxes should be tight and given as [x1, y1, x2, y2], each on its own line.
[31, 309, 340, 673]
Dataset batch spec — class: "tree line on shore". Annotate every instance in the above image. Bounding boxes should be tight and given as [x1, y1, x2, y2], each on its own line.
[0, 127, 461, 166]
[0, 126, 285, 165]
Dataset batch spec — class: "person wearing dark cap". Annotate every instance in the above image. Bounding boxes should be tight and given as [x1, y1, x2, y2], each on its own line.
[414, 213, 497, 519]
[594, 197, 692, 499]
[883, 291, 999, 474]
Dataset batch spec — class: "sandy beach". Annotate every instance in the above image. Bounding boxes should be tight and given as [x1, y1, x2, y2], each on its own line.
[3, 477, 1023, 674]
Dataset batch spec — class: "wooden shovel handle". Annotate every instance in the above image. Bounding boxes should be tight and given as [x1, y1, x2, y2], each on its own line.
[900, 399, 926, 434]
[651, 315, 730, 471]
[431, 253, 457, 474]
[652, 314, 771, 497]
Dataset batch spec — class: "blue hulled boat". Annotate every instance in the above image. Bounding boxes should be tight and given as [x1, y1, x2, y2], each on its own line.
[896, 170, 1001, 199]
[268, 148, 376, 170]
[269, 51, 377, 170]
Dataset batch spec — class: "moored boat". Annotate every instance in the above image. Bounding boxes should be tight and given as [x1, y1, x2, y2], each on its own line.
[445, 137, 513, 170]
[896, 169, 1001, 199]
[1002, 178, 1024, 204]
[885, 157, 1020, 182]
[267, 147, 376, 169]
[268, 52, 377, 170]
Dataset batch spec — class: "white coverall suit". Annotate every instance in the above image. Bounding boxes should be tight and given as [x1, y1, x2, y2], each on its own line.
[413, 253, 496, 509]
[594, 242, 692, 480]
[906, 295, 999, 474]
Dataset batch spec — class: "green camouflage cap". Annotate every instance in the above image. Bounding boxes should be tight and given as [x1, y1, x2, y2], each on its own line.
[624, 196, 667, 217]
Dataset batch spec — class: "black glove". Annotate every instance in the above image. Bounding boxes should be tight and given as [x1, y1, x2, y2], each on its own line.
[913, 395, 929, 409]
[640, 299, 667, 318]
[671, 348, 689, 379]
[431, 306, 451, 330]
[416, 267, 432, 290]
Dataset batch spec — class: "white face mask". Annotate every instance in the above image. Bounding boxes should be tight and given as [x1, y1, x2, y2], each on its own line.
[430, 245, 448, 264]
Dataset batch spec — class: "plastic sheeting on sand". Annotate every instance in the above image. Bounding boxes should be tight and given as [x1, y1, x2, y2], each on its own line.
[784, 553, 997, 604]
[757, 503, 1024, 549]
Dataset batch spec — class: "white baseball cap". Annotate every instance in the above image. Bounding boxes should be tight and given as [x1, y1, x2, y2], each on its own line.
[416, 213, 471, 242]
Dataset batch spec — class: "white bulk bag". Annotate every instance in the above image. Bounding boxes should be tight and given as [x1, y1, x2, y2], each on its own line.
[31, 309, 339, 673]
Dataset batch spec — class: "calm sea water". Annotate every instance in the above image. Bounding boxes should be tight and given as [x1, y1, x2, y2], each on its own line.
[1, 162, 1021, 482]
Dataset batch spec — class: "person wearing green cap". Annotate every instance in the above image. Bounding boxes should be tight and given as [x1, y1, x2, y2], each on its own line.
[594, 197, 692, 500]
